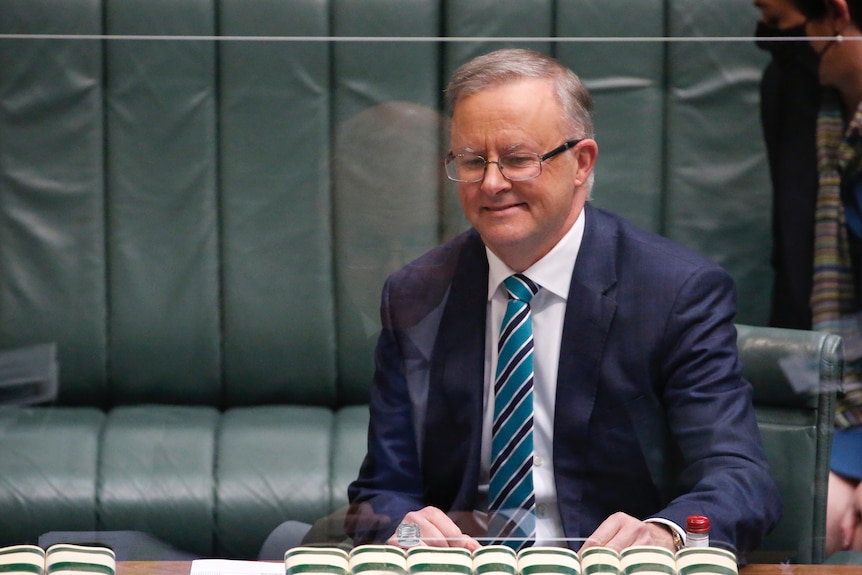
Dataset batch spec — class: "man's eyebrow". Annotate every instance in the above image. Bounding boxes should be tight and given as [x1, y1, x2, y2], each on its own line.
[503, 143, 529, 153]
[451, 145, 481, 155]
[453, 143, 531, 154]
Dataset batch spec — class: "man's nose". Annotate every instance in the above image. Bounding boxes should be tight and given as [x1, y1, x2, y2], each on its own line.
[480, 160, 511, 192]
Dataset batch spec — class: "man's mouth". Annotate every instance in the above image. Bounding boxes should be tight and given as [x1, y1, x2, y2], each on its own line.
[485, 202, 526, 213]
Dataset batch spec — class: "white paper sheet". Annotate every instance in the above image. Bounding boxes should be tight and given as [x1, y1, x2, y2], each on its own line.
[190, 559, 283, 575]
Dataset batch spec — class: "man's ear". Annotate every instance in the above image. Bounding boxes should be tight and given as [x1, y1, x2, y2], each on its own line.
[573, 139, 598, 187]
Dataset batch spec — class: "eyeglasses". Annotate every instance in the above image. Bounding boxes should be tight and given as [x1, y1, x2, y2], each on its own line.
[444, 139, 583, 183]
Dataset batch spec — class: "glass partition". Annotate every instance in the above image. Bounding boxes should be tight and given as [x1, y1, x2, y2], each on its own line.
[0, 0, 854, 567]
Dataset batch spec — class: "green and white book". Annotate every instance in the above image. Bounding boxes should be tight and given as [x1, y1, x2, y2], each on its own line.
[285, 547, 351, 575]
[0, 544, 115, 575]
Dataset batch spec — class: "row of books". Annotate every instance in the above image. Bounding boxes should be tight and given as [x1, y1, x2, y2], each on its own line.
[0, 541, 734, 575]
[0, 544, 115, 575]
[285, 544, 737, 575]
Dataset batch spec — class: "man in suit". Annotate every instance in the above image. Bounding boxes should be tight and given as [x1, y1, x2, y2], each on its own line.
[346, 48, 782, 557]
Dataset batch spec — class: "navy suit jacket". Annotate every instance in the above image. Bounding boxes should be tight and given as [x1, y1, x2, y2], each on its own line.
[347, 204, 781, 554]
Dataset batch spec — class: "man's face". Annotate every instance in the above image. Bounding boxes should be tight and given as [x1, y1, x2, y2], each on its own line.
[449, 78, 594, 270]
[754, 0, 807, 28]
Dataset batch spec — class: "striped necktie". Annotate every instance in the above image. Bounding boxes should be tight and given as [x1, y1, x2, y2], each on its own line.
[488, 273, 540, 549]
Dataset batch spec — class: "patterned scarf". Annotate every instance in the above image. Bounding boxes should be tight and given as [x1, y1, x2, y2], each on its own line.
[812, 91, 862, 428]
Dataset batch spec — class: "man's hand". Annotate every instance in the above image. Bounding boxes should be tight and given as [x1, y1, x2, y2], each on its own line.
[387, 506, 482, 551]
[839, 480, 862, 550]
[581, 512, 676, 553]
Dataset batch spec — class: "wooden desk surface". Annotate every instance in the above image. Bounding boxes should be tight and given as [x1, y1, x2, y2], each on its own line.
[116, 562, 861, 575]
[741, 566, 860, 575]
[119, 562, 191, 575]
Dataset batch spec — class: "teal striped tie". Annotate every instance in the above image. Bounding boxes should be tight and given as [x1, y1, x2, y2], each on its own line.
[488, 273, 539, 549]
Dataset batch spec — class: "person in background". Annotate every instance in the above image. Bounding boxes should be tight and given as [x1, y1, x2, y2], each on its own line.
[764, 0, 862, 557]
[345, 48, 781, 558]
[754, 0, 822, 330]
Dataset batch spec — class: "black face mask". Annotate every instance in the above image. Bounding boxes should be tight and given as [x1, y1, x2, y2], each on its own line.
[755, 20, 820, 75]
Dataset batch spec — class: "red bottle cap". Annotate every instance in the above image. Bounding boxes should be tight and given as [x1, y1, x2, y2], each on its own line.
[686, 515, 710, 533]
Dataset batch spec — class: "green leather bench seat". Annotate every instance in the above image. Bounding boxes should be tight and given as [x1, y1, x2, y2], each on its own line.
[0, 0, 835, 562]
[0, 405, 369, 557]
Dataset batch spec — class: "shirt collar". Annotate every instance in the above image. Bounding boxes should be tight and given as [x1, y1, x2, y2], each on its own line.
[487, 208, 585, 302]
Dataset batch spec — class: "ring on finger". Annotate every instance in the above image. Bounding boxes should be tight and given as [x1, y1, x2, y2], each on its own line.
[396, 522, 421, 547]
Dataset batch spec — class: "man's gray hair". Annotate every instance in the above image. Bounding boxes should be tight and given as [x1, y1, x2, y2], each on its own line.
[445, 48, 595, 140]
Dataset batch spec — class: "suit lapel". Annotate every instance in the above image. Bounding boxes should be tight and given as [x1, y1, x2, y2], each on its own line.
[423, 230, 488, 511]
[554, 204, 619, 538]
